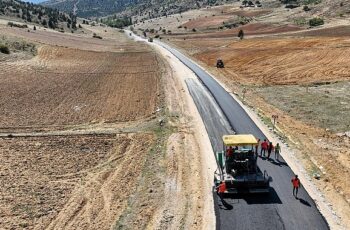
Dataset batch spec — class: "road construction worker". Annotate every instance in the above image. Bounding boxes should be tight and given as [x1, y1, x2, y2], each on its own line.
[226, 146, 234, 158]
[216, 181, 226, 200]
[291, 175, 301, 198]
[260, 139, 268, 157]
[267, 142, 274, 160]
[275, 143, 281, 161]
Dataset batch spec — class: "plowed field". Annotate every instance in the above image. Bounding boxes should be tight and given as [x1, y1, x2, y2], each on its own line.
[0, 133, 155, 229]
[0, 45, 161, 130]
[190, 37, 350, 85]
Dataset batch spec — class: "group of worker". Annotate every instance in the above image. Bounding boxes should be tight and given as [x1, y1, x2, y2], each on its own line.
[256, 139, 281, 161]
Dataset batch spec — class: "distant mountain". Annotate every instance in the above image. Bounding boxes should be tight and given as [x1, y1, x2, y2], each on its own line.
[42, 0, 229, 18]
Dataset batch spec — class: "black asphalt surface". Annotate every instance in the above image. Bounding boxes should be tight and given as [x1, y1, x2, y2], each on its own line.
[156, 41, 329, 230]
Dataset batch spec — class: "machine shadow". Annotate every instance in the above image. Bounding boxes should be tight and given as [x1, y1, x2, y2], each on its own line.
[270, 159, 289, 167]
[224, 187, 282, 205]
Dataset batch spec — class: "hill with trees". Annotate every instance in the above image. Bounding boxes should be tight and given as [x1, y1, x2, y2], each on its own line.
[0, 0, 77, 30]
[42, 0, 234, 18]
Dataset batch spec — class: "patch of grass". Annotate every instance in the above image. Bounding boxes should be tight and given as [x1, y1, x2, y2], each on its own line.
[294, 17, 307, 26]
[114, 115, 176, 229]
[0, 36, 36, 55]
[255, 82, 350, 132]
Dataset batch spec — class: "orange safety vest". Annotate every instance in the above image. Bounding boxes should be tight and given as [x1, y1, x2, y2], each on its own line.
[218, 182, 226, 193]
[292, 178, 300, 188]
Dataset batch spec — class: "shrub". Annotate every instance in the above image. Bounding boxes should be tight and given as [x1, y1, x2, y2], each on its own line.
[7, 22, 28, 28]
[309, 17, 324, 27]
[303, 5, 310, 11]
[192, 28, 196, 32]
[238, 29, 244, 39]
[0, 44, 10, 54]
[92, 33, 102, 39]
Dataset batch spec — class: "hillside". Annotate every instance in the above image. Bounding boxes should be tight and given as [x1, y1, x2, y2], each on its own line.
[0, 0, 77, 30]
[43, 0, 233, 18]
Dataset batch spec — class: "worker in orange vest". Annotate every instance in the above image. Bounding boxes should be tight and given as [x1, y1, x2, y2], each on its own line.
[291, 175, 301, 198]
[216, 181, 226, 200]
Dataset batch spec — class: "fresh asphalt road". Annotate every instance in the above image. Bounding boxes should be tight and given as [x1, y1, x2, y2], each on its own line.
[155, 41, 329, 230]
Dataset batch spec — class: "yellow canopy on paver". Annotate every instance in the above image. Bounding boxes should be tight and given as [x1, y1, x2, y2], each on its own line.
[223, 134, 258, 146]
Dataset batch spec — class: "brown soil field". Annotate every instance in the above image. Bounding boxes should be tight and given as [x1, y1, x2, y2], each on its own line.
[294, 25, 350, 37]
[0, 43, 161, 130]
[0, 133, 156, 229]
[0, 26, 150, 52]
[189, 37, 350, 85]
[0, 20, 210, 229]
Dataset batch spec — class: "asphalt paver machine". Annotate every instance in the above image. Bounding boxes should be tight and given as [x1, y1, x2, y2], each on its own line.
[214, 134, 270, 193]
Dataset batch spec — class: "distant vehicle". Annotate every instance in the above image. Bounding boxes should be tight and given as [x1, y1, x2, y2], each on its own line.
[214, 134, 271, 193]
[216, 59, 224, 68]
[148, 37, 153, 42]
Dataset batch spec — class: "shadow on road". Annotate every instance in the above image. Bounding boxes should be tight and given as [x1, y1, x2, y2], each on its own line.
[223, 187, 282, 205]
[270, 159, 289, 167]
[298, 198, 312, 207]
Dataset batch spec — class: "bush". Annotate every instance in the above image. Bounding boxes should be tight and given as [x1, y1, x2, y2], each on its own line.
[303, 5, 311, 11]
[7, 22, 28, 28]
[92, 33, 102, 39]
[238, 29, 244, 39]
[309, 17, 324, 26]
[0, 44, 10, 54]
[192, 28, 197, 32]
